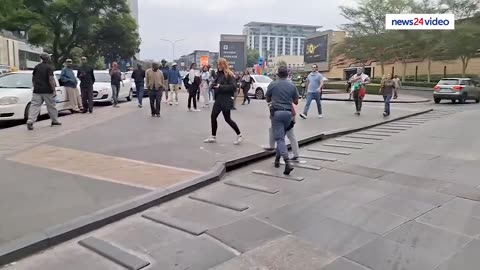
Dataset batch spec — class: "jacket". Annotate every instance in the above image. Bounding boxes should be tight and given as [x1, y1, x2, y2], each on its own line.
[77, 64, 95, 87]
[60, 67, 77, 87]
[168, 68, 181, 84]
[160, 65, 169, 81]
[213, 71, 236, 104]
[146, 68, 166, 90]
[131, 69, 145, 83]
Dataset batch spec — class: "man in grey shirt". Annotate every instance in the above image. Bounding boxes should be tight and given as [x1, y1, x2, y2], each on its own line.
[300, 64, 324, 119]
[266, 66, 299, 175]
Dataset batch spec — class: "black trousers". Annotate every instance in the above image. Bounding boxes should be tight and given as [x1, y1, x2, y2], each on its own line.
[80, 85, 94, 112]
[353, 90, 363, 112]
[211, 101, 241, 136]
[148, 90, 162, 115]
[242, 87, 250, 104]
[188, 87, 197, 109]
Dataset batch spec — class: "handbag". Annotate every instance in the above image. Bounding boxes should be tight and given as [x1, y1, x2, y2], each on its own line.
[359, 87, 366, 99]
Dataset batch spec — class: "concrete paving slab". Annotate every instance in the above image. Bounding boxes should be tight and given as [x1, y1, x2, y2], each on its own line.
[441, 197, 480, 219]
[189, 194, 249, 212]
[0, 159, 146, 245]
[141, 213, 207, 236]
[317, 161, 392, 179]
[295, 218, 378, 257]
[379, 173, 446, 190]
[328, 205, 409, 235]
[345, 135, 383, 140]
[335, 138, 374, 144]
[367, 129, 401, 133]
[322, 258, 373, 270]
[346, 238, 442, 270]
[434, 240, 480, 270]
[78, 237, 150, 270]
[355, 132, 392, 137]
[210, 236, 336, 270]
[417, 207, 480, 237]
[307, 148, 352, 155]
[206, 217, 288, 253]
[252, 170, 305, 181]
[300, 154, 338, 162]
[366, 195, 437, 219]
[322, 143, 364, 149]
[224, 180, 280, 194]
[384, 221, 472, 258]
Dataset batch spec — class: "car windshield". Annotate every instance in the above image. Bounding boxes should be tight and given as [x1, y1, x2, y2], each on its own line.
[438, 79, 460, 85]
[254, 76, 273, 84]
[0, 73, 32, 89]
[94, 73, 111, 83]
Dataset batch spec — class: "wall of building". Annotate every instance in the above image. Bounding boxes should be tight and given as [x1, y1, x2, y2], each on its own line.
[268, 55, 305, 69]
[0, 34, 43, 70]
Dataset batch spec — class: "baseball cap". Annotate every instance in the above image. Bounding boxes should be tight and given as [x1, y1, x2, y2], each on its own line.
[172, 62, 177, 66]
[66, 59, 73, 63]
[40, 53, 50, 60]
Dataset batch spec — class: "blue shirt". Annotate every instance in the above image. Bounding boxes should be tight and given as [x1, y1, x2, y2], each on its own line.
[307, 72, 323, 93]
[168, 69, 181, 84]
[60, 67, 77, 87]
[266, 79, 299, 110]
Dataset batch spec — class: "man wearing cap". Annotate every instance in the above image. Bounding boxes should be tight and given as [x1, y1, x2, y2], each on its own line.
[60, 59, 82, 112]
[160, 60, 170, 103]
[77, 56, 95, 113]
[168, 63, 181, 105]
[27, 53, 61, 130]
[265, 66, 299, 175]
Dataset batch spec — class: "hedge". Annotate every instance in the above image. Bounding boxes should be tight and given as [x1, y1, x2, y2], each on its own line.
[369, 79, 437, 88]
[323, 83, 384, 95]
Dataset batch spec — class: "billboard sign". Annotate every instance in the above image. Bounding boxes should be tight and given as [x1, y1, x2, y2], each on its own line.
[304, 35, 328, 63]
[200, 55, 209, 67]
[219, 41, 246, 72]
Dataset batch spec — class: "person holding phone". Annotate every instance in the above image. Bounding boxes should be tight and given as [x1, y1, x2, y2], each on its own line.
[204, 58, 243, 145]
[349, 67, 370, 115]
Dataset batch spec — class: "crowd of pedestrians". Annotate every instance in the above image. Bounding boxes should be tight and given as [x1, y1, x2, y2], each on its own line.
[27, 53, 401, 176]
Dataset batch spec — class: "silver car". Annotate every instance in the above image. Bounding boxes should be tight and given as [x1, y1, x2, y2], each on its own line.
[433, 78, 480, 104]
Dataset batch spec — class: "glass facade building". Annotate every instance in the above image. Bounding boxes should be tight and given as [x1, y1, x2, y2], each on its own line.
[243, 22, 321, 58]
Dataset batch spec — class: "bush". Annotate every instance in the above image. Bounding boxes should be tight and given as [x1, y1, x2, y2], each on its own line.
[324, 83, 383, 95]
[368, 79, 436, 88]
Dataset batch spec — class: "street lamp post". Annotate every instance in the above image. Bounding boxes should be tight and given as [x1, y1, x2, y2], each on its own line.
[159, 38, 185, 62]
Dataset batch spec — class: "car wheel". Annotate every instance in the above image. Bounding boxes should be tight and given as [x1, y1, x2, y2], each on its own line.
[434, 98, 441, 104]
[24, 103, 31, 121]
[476, 98, 480, 103]
[451, 99, 456, 103]
[126, 89, 133, 101]
[255, 88, 265, 99]
[459, 94, 466, 104]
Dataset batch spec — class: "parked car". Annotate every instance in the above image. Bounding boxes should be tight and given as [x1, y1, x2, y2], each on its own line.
[433, 78, 480, 104]
[54, 70, 134, 104]
[0, 71, 71, 121]
[247, 75, 273, 99]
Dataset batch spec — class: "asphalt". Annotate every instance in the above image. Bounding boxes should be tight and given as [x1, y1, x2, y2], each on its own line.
[7, 106, 480, 270]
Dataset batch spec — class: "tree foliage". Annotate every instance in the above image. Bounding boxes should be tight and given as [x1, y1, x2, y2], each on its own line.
[277, 60, 288, 67]
[1, 0, 140, 69]
[247, 49, 260, 67]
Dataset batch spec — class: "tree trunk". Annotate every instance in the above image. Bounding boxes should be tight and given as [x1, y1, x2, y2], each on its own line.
[427, 58, 431, 83]
[461, 57, 469, 78]
[380, 60, 385, 77]
[402, 61, 407, 82]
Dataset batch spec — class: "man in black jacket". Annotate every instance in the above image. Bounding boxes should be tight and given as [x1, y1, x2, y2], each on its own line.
[160, 59, 170, 103]
[131, 64, 146, 108]
[77, 57, 96, 113]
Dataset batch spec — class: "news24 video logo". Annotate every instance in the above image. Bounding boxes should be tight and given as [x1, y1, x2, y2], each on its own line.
[386, 14, 455, 30]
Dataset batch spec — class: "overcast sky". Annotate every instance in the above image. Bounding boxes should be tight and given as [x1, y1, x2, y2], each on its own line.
[137, 0, 355, 61]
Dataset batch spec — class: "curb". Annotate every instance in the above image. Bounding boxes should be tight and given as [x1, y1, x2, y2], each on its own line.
[0, 108, 433, 266]
[321, 97, 431, 104]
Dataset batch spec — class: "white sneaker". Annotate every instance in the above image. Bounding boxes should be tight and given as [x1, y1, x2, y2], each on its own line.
[234, 134, 243, 145]
[300, 113, 307, 119]
[193, 109, 201, 112]
[175, 102, 179, 105]
[204, 136, 216, 143]
[318, 114, 323, 119]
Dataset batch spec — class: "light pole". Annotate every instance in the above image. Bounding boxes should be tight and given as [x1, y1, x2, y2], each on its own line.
[159, 38, 185, 62]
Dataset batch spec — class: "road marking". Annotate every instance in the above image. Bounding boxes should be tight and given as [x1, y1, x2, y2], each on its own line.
[8, 144, 202, 190]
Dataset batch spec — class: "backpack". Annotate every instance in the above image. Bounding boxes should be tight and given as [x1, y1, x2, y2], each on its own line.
[183, 74, 191, 88]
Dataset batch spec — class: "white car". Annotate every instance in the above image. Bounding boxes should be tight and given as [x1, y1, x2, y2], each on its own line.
[248, 75, 273, 99]
[0, 71, 72, 121]
[54, 70, 134, 104]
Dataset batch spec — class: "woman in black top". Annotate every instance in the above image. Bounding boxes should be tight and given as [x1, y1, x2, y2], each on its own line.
[240, 69, 252, 105]
[204, 58, 243, 145]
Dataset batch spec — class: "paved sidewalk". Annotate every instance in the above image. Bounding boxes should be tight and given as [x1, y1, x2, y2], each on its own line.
[0, 94, 426, 256]
[8, 108, 480, 270]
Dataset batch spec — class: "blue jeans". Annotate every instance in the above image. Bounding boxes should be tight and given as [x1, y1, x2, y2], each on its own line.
[271, 110, 293, 161]
[383, 95, 392, 115]
[111, 84, 120, 105]
[303, 92, 322, 115]
[135, 82, 144, 105]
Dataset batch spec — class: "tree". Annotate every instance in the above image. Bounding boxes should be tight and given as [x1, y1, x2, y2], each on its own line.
[277, 60, 288, 67]
[439, 0, 480, 18]
[247, 49, 260, 67]
[5, 0, 140, 69]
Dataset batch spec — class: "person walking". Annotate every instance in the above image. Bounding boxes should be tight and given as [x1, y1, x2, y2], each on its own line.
[264, 104, 300, 161]
[60, 59, 81, 113]
[209, 68, 216, 101]
[392, 75, 401, 99]
[200, 65, 211, 108]
[109, 62, 123, 108]
[168, 63, 181, 105]
[349, 68, 370, 115]
[266, 66, 299, 175]
[187, 63, 200, 111]
[131, 64, 146, 108]
[27, 53, 61, 130]
[160, 60, 170, 103]
[77, 57, 95, 113]
[380, 74, 395, 117]
[240, 69, 253, 105]
[300, 64, 324, 119]
[146, 63, 166, 117]
[204, 58, 243, 145]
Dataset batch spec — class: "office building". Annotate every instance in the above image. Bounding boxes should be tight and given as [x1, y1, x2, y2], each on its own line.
[243, 22, 321, 58]
[0, 31, 44, 70]
[175, 50, 219, 70]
